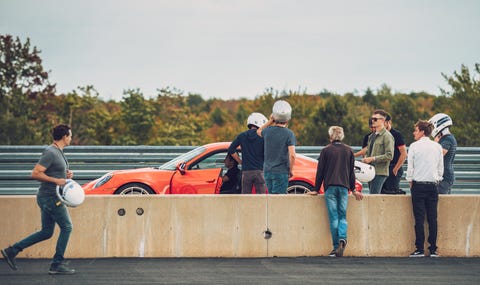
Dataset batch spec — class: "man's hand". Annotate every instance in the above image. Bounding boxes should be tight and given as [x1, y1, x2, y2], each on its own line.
[352, 191, 363, 201]
[362, 157, 375, 164]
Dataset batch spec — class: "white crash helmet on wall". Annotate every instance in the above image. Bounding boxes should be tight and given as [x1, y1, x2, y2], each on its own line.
[354, 161, 375, 183]
[429, 113, 453, 138]
[56, 179, 85, 207]
[272, 100, 292, 122]
[247, 112, 268, 128]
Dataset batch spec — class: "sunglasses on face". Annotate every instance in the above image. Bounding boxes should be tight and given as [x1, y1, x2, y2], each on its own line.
[371, 117, 384, 122]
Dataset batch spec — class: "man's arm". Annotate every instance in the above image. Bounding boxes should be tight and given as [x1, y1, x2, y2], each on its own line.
[231, 152, 242, 165]
[354, 147, 367, 158]
[256, 115, 274, 137]
[313, 155, 324, 193]
[31, 164, 67, 186]
[393, 145, 407, 175]
[288, 145, 295, 178]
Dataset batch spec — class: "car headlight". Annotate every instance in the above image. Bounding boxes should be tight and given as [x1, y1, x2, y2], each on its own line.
[93, 173, 113, 189]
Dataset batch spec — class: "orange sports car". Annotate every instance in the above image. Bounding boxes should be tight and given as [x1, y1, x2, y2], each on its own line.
[82, 142, 362, 195]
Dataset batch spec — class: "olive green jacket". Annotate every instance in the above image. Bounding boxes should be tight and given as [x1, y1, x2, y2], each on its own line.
[366, 128, 394, 176]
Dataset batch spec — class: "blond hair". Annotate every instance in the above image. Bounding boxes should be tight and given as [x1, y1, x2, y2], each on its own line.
[328, 126, 344, 141]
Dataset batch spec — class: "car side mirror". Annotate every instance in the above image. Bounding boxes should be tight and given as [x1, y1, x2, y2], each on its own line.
[176, 162, 186, 175]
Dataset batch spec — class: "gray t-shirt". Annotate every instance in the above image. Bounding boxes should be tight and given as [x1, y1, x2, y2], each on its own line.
[439, 134, 457, 183]
[262, 126, 296, 174]
[37, 145, 69, 197]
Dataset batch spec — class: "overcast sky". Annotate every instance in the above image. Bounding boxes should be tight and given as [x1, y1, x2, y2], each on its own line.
[1, 0, 479, 101]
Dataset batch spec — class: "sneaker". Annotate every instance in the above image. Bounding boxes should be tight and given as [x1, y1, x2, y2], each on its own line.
[328, 250, 336, 257]
[1, 246, 17, 271]
[48, 262, 75, 275]
[396, 189, 406, 195]
[335, 239, 347, 257]
[430, 250, 439, 257]
[409, 250, 425, 257]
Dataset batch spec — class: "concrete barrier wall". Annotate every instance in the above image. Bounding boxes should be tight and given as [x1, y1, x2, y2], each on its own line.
[0, 195, 478, 258]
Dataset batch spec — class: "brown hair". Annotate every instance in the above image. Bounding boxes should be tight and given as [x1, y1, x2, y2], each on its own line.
[415, 120, 434, 137]
[373, 109, 388, 118]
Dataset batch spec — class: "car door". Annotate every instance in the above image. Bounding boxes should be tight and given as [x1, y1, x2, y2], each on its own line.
[170, 152, 226, 194]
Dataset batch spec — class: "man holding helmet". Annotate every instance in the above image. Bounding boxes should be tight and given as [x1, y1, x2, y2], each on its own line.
[257, 100, 296, 194]
[429, 113, 457, 194]
[2, 124, 76, 275]
[228, 112, 268, 194]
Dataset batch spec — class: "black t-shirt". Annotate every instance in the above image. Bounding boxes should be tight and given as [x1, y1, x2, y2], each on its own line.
[389, 128, 405, 165]
[220, 167, 240, 194]
[362, 133, 371, 148]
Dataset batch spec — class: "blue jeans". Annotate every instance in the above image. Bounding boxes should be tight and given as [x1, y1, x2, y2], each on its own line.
[438, 180, 452, 194]
[264, 172, 289, 194]
[325, 186, 349, 250]
[368, 175, 388, 194]
[12, 195, 73, 265]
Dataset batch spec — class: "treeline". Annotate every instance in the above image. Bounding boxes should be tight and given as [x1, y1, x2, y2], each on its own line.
[1, 35, 480, 146]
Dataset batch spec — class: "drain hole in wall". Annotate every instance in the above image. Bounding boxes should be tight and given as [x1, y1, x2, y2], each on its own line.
[117, 208, 126, 216]
[263, 229, 272, 239]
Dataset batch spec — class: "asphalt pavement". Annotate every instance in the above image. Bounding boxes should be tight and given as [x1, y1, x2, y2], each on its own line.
[1, 257, 479, 285]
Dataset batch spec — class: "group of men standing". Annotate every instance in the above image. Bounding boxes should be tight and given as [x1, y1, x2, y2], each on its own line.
[225, 102, 457, 259]
[2, 101, 459, 275]
[225, 100, 296, 195]
[318, 109, 457, 257]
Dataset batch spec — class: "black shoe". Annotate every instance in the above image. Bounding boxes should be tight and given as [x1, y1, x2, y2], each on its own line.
[48, 262, 75, 275]
[335, 239, 346, 257]
[396, 189, 406, 195]
[381, 188, 397, 194]
[1, 246, 17, 271]
[409, 250, 425, 257]
[328, 250, 336, 257]
[430, 250, 439, 257]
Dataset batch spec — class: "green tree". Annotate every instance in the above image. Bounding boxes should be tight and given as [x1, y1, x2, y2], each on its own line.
[0, 35, 56, 144]
[362, 87, 378, 107]
[210, 107, 226, 126]
[441, 63, 480, 146]
[389, 94, 419, 145]
[60, 86, 117, 145]
[303, 95, 346, 145]
[117, 89, 155, 145]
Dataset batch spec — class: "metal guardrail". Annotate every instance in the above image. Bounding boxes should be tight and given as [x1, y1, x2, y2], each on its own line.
[1, 145, 479, 195]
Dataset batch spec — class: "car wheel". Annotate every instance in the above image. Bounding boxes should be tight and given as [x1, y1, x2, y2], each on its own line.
[287, 181, 313, 194]
[115, 183, 155, 195]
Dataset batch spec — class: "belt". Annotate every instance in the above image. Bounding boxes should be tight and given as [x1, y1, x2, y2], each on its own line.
[413, 181, 438, 185]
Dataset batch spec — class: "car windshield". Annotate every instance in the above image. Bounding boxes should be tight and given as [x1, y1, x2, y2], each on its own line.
[159, 146, 206, 171]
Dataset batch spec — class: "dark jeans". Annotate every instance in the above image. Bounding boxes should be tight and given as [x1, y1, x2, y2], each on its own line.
[411, 182, 438, 252]
[438, 180, 453, 194]
[12, 195, 73, 265]
[383, 165, 404, 191]
[241, 170, 266, 194]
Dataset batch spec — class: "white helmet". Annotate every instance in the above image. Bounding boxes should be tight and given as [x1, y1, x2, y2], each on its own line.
[247, 112, 268, 128]
[272, 100, 292, 122]
[56, 179, 85, 207]
[429, 113, 453, 138]
[354, 160, 375, 183]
